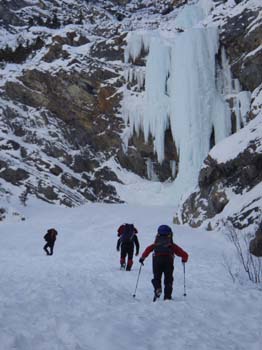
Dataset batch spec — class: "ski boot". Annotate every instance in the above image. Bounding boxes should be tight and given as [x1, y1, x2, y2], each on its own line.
[126, 259, 133, 271]
[153, 288, 162, 302]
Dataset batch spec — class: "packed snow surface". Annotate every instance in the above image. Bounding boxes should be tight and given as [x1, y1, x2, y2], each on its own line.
[0, 202, 261, 350]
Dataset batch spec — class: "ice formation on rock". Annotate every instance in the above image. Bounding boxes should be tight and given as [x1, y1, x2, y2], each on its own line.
[122, 1, 240, 202]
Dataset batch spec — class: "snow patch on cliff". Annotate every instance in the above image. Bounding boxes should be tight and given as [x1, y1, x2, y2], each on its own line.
[209, 113, 262, 163]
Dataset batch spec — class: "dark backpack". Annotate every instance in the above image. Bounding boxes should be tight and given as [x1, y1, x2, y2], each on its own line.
[44, 229, 57, 242]
[44, 233, 49, 241]
[154, 234, 173, 255]
[120, 224, 135, 243]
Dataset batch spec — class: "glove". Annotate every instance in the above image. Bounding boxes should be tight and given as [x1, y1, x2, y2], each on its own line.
[182, 258, 187, 263]
[135, 252, 139, 256]
[139, 257, 144, 265]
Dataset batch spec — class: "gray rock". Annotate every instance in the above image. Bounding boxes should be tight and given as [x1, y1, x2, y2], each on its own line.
[73, 155, 98, 174]
[249, 224, 262, 257]
[95, 167, 123, 184]
[0, 167, 29, 185]
[176, 134, 262, 228]
[37, 181, 58, 202]
[0, 208, 6, 221]
[61, 173, 81, 189]
[0, 0, 26, 27]
[50, 165, 63, 176]
[221, 8, 262, 91]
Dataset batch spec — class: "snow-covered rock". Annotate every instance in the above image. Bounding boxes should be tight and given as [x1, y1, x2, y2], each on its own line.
[174, 111, 262, 230]
[250, 222, 262, 257]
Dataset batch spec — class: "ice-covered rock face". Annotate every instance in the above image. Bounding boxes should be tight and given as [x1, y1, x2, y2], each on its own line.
[122, 0, 258, 203]
[172, 0, 262, 229]
[0, 0, 261, 226]
[122, 13, 231, 198]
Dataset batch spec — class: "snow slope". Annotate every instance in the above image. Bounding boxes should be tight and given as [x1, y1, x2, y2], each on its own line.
[0, 203, 261, 350]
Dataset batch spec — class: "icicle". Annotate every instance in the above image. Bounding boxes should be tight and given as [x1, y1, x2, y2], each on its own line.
[143, 35, 170, 162]
[218, 47, 251, 132]
[135, 68, 145, 90]
[124, 32, 150, 64]
[123, 32, 171, 163]
[169, 23, 231, 192]
[170, 160, 177, 178]
[219, 47, 233, 96]
[235, 91, 251, 129]
[146, 159, 158, 181]
[233, 79, 241, 93]
[124, 32, 143, 63]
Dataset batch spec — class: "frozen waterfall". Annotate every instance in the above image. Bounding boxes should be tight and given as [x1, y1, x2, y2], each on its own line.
[122, 1, 232, 203]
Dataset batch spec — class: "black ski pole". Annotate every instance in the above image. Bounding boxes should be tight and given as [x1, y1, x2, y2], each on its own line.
[183, 262, 187, 296]
[133, 264, 143, 298]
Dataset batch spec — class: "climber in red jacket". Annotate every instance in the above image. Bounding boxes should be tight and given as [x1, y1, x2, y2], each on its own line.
[117, 223, 139, 271]
[139, 225, 188, 301]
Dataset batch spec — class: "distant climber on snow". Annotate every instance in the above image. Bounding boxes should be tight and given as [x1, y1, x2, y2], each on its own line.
[139, 225, 188, 301]
[175, 27, 184, 33]
[117, 223, 140, 271]
[43, 228, 58, 256]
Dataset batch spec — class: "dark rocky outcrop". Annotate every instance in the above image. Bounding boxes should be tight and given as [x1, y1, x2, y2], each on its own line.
[249, 224, 262, 257]
[0, 0, 27, 27]
[220, 8, 262, 91]
[0, 208, 6, 221]
[0, 166, 30, 186]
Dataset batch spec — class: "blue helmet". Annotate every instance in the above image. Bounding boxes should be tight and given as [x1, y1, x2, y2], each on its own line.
[157, 225, 172, 235]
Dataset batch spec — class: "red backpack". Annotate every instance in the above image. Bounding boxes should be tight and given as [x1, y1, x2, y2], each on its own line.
[120, 224, 135, 243]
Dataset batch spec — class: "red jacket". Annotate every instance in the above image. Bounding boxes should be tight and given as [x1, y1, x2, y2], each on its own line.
[141, 242, 188, 262]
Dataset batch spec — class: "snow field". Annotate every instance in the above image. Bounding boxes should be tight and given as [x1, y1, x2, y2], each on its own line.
[0, 203, 261, 350]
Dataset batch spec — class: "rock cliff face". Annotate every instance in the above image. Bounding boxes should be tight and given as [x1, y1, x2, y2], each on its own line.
[0, 0, 261, 230]
[0, 0, 179, 210]
[220, 3, 262, 93]
[173, 113, 262, 229]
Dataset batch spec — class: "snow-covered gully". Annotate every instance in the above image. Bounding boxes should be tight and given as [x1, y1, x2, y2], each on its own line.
[0, 203, 261, 350]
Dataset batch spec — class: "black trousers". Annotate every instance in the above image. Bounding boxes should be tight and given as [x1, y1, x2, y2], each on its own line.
[120, 242, 134, 266]
[43, 242, 55, 255]
[152, 255, 174, 298]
